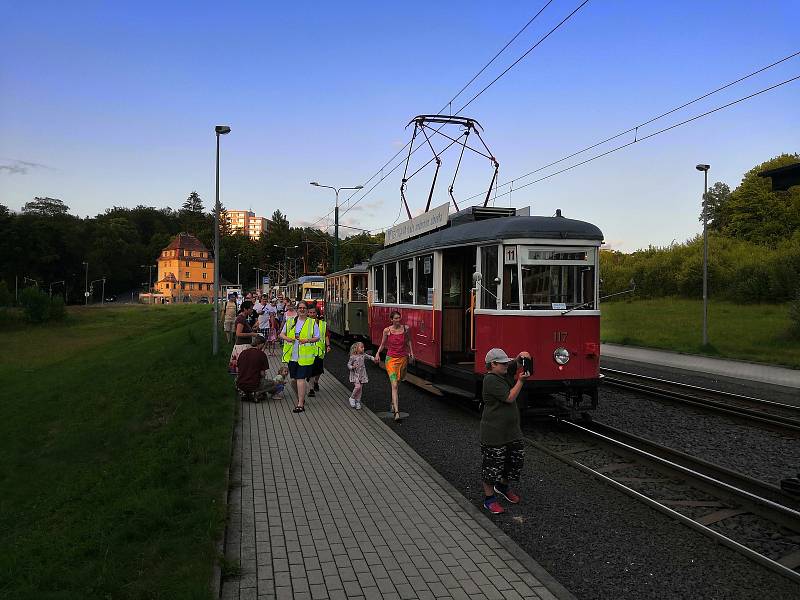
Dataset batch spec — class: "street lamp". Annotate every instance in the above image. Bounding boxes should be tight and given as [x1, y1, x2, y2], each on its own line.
[213, 124, 231, 356]
[309, 182, 363, 272]
[82, 261, 89, 306]
[273, 244, 298, 287]
[236, 253, 241, 288]
[253, 266, 264, 294]
[140, 264, 157, 304]
[696, 163, 711, 346]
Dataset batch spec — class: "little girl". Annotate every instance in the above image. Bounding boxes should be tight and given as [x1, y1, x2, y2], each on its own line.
[267, 311, 279, 356]
[347, 342, 373, 410]
[272, 365, 290, 398]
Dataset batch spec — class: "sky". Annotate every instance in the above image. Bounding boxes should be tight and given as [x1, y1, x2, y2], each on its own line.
[1, 0, 798, 252]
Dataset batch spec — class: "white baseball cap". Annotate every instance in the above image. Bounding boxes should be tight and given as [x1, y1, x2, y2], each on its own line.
[485, 348, 513, 364]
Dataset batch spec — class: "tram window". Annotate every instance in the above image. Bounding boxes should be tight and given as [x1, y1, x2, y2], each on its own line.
[480, 246, 499, 310]
[353, 274, 368, 301]
[398, 260, 414, 304]
[374, 265, 384, 303]
[415, 254, 433, 305]
[502, 264, 520, 310]
[386, 263, 398, 303]
[521, 265, 595, 309]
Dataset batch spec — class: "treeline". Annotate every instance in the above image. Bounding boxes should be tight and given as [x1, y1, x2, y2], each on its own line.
[0, 193, 383, 304]
[601, 153, 800, 304]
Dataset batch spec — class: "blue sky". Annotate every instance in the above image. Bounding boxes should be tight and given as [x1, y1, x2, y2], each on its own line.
[1, 1, 798, 251]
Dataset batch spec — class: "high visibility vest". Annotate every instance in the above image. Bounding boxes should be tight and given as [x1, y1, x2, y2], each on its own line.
[315, 320, 328, 358]
[282, 318, 317, 365]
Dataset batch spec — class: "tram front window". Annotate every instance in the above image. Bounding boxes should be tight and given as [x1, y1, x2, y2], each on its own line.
[353, 275, 367, 301]
[519, 246, 596, 310]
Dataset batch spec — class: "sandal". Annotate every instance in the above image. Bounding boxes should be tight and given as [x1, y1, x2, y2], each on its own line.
[292, 405, 305, 413]
[393, 410, 402, 423]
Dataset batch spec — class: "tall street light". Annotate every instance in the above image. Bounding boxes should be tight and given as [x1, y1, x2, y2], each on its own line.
[309, 182, 363, 272]
[236, 253, 241, 288]
[140, 264, 157, 304]
[253, 266, 261, 294]
[273, 244, 298, 287]
[82, 261, 89, 306]
[213, 124, 231, 356]
[696, 163, 711, 346]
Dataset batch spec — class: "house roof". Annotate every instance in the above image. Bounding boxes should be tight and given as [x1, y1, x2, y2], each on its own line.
[158, 272, 178, 283]
[163, 232, 209, 253]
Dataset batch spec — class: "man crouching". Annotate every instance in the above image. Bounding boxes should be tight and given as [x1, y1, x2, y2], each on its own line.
[236, 335, 276, 401]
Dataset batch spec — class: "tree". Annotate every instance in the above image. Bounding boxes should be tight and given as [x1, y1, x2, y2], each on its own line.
[718, 153, 800, 246]
[700, 181, 731, 231]
[181, 191, 204, 214]
[22, 197, 69, 217]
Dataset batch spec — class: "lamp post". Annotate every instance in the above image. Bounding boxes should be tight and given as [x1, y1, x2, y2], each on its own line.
[82, 261, 89, 306]
[213, 124, 231, 356]
[309, 182, 363, 272]
[273, 244, 298, 287]
[696, 163, 711, 346]
[253, 266, 261, 294]
[140, 264, 157, 304]
[236, 253, 241, 288]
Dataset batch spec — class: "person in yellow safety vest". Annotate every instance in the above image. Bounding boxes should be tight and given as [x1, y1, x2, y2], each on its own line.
[306, 304, 330, 397]
[279, 300, 320, 413]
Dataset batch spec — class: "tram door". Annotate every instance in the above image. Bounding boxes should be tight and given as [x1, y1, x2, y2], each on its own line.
[441, 248, 476, 362]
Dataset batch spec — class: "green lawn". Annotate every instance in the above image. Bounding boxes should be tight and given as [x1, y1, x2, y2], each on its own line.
[0, 305, 234, 599]
[601, 298, 800, 368]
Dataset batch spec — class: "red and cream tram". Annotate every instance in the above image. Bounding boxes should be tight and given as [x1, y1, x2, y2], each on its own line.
[368, 205, 603, 417]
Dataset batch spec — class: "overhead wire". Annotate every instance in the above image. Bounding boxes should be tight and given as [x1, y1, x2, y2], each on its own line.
[484, 74, 800, 200]
[309, 0, 578, 228]
[461, 49, 800, 203]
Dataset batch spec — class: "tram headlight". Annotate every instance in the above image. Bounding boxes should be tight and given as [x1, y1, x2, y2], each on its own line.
[553, 347, 570, 365]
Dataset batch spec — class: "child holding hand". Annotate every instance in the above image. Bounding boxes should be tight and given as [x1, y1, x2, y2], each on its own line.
[347, 342, 373, 410]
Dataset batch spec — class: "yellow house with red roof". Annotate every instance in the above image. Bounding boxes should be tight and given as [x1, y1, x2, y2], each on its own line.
[154, 233, 215, 303]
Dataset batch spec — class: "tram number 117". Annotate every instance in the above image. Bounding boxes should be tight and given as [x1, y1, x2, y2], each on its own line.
[553, 331, 568, 342]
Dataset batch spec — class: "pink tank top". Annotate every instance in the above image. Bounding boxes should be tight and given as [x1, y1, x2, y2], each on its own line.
[386, 328, 408, 357]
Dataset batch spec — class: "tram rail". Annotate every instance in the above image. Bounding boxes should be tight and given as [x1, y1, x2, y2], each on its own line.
[526, 419, 800, 584]
[601, 368, 800, 432]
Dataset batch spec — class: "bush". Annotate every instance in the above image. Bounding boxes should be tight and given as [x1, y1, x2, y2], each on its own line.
[19, 287, 51, 323]
[49, 295, 66, 321]
[0, 281, 12, 306]
[789, 287, 800, 340]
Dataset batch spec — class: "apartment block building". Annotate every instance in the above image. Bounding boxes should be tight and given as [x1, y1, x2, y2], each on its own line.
[226, 210, 271, 240]
[154, 233, 214, 303]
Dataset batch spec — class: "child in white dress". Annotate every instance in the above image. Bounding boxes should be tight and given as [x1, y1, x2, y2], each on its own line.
[347, 342, 373, 410]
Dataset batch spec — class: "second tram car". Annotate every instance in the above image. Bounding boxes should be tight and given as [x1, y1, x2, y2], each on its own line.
[368, 206, 603, 418]
[324, 264, 370, 342]
[287, 275, 326, 312]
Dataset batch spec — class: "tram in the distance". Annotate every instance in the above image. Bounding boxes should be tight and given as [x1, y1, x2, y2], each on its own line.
[324, 264, 370, 342]
[287, 275, 325, 312]
[367, 205, 603, 418]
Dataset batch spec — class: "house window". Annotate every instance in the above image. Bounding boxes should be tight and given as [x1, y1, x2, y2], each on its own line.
[202, 262, 207, 268]
[180, 282, 185, 290]
[185, 271, 190, 278]
[202, 272, 207, 279]
[189, 283, 195, 290]
[185, 260, 190, 267]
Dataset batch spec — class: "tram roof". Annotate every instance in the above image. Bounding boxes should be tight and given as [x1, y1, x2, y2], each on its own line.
[288, 275, 326, 285]
[326, 264, 369, 278]
[371, 214, 604, 263]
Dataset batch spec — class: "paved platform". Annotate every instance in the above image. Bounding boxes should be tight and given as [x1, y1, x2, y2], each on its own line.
[220, 367, 574, 600]
[601, 342, 800, 390]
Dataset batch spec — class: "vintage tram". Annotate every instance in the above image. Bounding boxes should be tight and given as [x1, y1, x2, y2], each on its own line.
[287, 275, 325, 312]
[324, 264, 370, 342]
[367, 205, 603, 418]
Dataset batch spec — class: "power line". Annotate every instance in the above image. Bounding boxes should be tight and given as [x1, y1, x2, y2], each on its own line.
[461, 49, 800, 203]
[310, 1, 581, 228]
[486, 74, 800, 199]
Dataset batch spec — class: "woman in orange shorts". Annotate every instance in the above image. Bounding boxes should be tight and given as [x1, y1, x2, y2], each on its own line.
[373, 310, 415, 422]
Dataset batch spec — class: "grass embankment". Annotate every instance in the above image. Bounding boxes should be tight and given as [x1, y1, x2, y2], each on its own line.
[0, 305, 234, 599]
[601, 298, 800, 368]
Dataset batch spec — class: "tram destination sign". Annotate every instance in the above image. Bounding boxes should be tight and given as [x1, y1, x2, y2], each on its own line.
[385, 202, 449, 246]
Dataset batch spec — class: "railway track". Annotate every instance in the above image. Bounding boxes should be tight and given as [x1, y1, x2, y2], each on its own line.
[601, 368, 800, 432]
[526, 419, 800, 584]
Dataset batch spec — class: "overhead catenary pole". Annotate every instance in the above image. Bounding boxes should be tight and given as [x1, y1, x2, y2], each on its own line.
[213, 125, 231, 356]
[309, 182, 363, 272]
[696, 163, 711, 346]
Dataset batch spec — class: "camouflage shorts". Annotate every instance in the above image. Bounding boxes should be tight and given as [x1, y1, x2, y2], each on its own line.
[481, 439, 525, 484]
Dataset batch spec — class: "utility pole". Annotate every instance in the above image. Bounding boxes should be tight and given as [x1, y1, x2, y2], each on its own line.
[101, 278, 106, 305]
[696, 163, 711, 346]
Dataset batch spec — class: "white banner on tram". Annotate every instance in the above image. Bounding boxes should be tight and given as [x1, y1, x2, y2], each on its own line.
[385, 202, 449, 246]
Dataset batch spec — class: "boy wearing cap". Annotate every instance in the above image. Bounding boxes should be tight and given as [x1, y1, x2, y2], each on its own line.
[480, 347, 532, 514]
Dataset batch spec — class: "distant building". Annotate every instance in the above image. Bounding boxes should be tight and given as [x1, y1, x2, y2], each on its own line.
[152, 233, 215, 303]
[226, 210, 271, 240]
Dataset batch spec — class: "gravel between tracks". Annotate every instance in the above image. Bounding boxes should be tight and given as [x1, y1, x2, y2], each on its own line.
[323, 346, 800, 600]
[596, 387, 800, 486]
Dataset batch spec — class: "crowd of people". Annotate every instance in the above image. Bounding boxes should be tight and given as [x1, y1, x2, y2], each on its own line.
[222, 291, 531, 517]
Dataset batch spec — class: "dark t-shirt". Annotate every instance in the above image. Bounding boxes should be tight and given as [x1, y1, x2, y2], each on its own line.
[235, 315, 252, 344]
[236, 348, 270, 392]
[480, 373, 523, 446]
